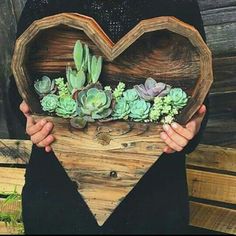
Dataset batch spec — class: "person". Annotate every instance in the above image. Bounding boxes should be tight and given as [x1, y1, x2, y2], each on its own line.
[9, 0, 208, 234]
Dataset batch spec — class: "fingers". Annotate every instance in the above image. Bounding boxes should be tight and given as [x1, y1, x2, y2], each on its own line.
[19, 101, 31, 118]
[37, 134, 55, 148]
[163, 146, 175, 154]
[163, 124, 188, 148]
[26, 119, 47, 136]
[45, 146, 52, 153]
[171, 122, 194, 140]
[186, 104, 207, 134]
[160, 131, 183, 152]
[30, 122, 54, 144]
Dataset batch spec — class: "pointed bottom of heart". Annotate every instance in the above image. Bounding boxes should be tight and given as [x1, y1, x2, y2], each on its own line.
[55, 151, 163, 226]
[45, 118, 165, 226]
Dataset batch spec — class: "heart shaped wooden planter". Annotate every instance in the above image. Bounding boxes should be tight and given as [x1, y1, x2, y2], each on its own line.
[12, 13, 213, 226]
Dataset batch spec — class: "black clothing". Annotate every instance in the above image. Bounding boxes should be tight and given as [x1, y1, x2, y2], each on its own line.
[9, 0, 208, 234]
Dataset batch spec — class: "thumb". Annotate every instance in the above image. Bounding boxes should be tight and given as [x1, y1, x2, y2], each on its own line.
[19, 101, 31, 118]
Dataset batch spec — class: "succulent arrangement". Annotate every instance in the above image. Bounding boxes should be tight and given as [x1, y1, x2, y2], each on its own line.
[34, 40, 189, 129]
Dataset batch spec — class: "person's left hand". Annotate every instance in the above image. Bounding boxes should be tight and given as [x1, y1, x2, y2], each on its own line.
[160, 104, 207, 154]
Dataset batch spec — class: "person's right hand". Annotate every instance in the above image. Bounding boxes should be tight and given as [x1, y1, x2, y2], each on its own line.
[20, 101, 55, 152]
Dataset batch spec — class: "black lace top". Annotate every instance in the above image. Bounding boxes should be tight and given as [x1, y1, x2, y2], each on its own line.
[17, 0, 206, 42]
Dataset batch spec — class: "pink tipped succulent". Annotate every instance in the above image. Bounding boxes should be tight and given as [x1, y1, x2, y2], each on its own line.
[134, 77, 171, 101]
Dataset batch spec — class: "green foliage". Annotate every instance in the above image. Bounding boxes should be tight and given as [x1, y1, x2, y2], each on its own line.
[0, 190, 24, 234]
[34, 39, 189, 126]
[70, 117, 87, 129]
[88, 55, 103, 84]
[169, 88, 188, 109]
[66, 67, 86, 94]
[129, 99, 151, 122]
[112, 98, 130, 120]
[55, 78, 70, 98]
[41, 94, 59, 113]
[149, 95, 182, 124]
[113, 82, 126, 101]
[77, 87, 112, 120]
[123, 89, 139, 103]
[56, 96, 77, 118]
[34, 76, 55, 97]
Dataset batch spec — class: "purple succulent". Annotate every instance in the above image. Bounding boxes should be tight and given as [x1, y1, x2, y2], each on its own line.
[134, 78, 171, 101]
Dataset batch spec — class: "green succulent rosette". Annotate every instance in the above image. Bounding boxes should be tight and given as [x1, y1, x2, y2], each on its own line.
[34, 76, 55, 97]
[112, 98, 130, 120]
[77, 87, 112, 120]
[123, 88, 139, 103]
[129, 99, 151, 122]
[169, 88, 188, 109]
[56, 96, 77, 118]
[41, 94, 59, 113]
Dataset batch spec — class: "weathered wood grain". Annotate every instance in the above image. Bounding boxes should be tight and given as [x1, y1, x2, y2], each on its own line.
[35, 115, 166, 225]
[211, 56, 236, 94]
[201, 113, 236, 148]
[190, 201, 236, 234]
[198, 1, 236, 56]
[187, 169, 236, 204]
[0, 168, 25, 195]
[0, 222, 19, 235]
[0, 139, 31, 164]
[187, 145, 236, 173]
[198, 0, 236, 11]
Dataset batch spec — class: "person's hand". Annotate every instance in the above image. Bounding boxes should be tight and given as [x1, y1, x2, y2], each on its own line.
[160, 104, 207, 154]
[20, 101, 55, 152]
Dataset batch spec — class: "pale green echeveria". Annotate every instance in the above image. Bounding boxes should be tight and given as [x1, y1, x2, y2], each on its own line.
[129, 99, 151, 122]
[88, 55, 103, 84]
[112, 98, 130, 120]
[56, 96, 77, 118]
[66, 67, 86, 95]
[77, 88, 112, 120]
[41, 94, 59, 113]
[169, 88, 188, 109]
[34, 76, 55, 97]
[123, 89, 139, 103]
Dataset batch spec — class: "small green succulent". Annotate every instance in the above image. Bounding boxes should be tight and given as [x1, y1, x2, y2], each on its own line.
[70, 117, 87, 129]
[123, 89, 139, 103]
[88, 55, 103, 84]
[55, 78, 70, 98]
[41, 94, 59, 113]
[56, 96, 77, 118]
[169, 88, 188, 109]
[66, 67, 86, 95]
[34, 76, 55, 97]
[113, 82, 126, 101]
[161, 115, 175, 124]
[77, 87, 112, 120]
[149, 107, 161, 122]
[129, 99, 151, 122]
[112, 98, 130, 120]
[73, 40, 90, 73]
